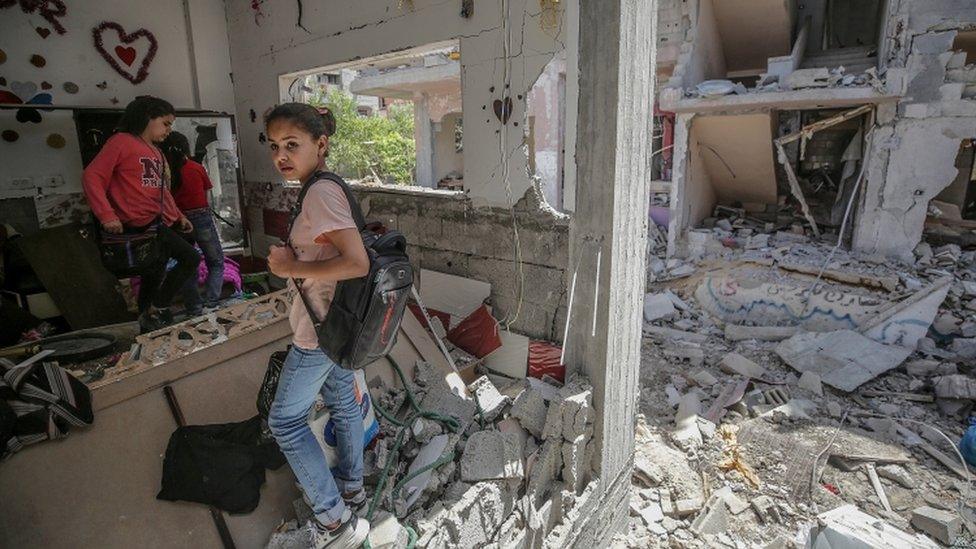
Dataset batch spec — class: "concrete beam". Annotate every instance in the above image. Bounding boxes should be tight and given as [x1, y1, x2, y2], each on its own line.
[565, 0, 655, 524]
[661, 87, 900, 114]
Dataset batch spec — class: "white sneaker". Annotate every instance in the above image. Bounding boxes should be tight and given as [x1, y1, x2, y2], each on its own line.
[308, 510, 369, 549]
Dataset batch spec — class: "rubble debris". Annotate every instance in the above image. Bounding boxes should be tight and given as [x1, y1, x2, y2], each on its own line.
[876, 464, 915, 489]
[719, 352, 768, 379]
[750, 495, 782, 525]
[662, 340, 704, 367]
[905, 360, 957, 377]
[775, 330, 912, 392]
[910, 506, 962, 546]
[510, 386, 548, 438]
[932, 374, 976, 400]
[807, 505, 940, 548]
[468, 375, 510, 421]
[672, 392, 703, 450]
[643, 292, 677, 322]
[674, 496, 704, 518]
[724, 324, 798, 342]
[797, 371, 824, 396]
[400, 434, 452, 511]
[365, 512, 410, 549]
[689, 492, 730, 536]
[460, 430, 523, 482]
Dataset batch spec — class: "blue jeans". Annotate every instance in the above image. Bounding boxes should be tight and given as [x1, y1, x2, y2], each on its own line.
[180, 209, 225, 313]
[268, 346, 364, 525]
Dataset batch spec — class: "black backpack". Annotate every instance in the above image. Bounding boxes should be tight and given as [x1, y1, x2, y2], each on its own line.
[289, 171, 414, 370]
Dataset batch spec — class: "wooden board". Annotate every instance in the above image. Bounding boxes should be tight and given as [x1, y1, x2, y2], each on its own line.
[16, 224, 132, 329]
[400, 310, 456, 375]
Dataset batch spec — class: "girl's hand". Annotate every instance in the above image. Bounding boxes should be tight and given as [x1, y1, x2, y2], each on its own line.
[102, 220, 123, 234]
[268, 244, 297, 278]
[176, 216, 193, 233]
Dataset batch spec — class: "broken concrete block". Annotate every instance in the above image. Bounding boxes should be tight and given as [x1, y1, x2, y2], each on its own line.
[809, 504, 939, 548]
[906, 360, 957, 377]
[786, 68, 830, 89]
[690, 493, 730, 536]
[366, 512, 410, 549]
[932, 374, 976, 400]
[632, 455, 662, 487]
[719, 352, 767, 379]
[775, 330, 912, 392]
[439, 481, 516, 548]
[797, 371, 824, 396]
[659, 490, 675, 517]
[460, 430, 524, 483]
[712, 486, 749, 515]
[949, 337, 976, 359]
[936, 398, 973, 418]
[644, 292, 677, 322]
[674, 497, 704, 517]
[561, 433, 590, 494]
[689, 368, 718, 387]
[638, 502, 664, 526]
[511, 387, 548, 439]
[911, 506, 961, 545]
[469, 376, 510, 422]
[526, 439, 562, 506]
[877, 464, 915, 489]
[663, 341, 705, 367]
[750, 495, 781, 524]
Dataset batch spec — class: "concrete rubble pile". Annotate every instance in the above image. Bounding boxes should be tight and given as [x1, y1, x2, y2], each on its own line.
[268, 318, 595, 548]
[618, 218, 976, 548]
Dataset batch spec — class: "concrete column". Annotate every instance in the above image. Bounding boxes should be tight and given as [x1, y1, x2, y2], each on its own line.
[562, 0, 581, 212]
[563, 0, 655, 540]
[413, 93, 434, 187]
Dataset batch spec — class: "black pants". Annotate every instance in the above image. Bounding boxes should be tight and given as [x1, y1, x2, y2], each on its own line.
[137, 224, 199, 312]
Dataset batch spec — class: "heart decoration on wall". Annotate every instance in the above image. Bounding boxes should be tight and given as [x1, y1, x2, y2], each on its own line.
[92, 21, 158, 85]
[0, 1, 68, 35]
[492, 97, 514, 125]
[0, 80, 53, 124]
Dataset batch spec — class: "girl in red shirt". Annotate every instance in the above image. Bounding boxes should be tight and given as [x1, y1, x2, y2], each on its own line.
[162, 131, 225, 316]
[82, 96, 199, 333]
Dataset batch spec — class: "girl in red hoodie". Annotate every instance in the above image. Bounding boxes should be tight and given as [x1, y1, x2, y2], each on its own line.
[82, 96, 198, 332]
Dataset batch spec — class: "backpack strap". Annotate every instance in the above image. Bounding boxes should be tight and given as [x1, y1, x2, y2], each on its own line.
[287, 171, 366, 238]
[287, 171, 367, 329]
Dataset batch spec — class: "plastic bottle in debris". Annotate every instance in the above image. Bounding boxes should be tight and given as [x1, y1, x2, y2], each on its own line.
[961, 416, 976, 468]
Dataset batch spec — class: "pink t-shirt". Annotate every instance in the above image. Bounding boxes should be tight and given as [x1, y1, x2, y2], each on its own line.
[288, 180, 357, 350]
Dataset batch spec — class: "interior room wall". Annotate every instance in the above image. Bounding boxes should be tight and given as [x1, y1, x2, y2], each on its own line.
[683, 0, 728, 86]
[0, 0, 233, 111]
[690, 114, 779, 206]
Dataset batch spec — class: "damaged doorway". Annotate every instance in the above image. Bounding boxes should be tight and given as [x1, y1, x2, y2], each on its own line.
[279, 41, 461, 190]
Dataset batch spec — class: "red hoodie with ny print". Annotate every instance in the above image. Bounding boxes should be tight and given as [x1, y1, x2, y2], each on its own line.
[83, 133, 182, 228]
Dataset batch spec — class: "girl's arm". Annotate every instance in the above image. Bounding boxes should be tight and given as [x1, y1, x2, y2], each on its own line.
[268, 228, 369, 281]
[82, 137, 123, 227]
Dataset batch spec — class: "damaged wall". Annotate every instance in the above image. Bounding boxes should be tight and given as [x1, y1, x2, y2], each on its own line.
[852, 3, 976, 261]
[691, 113, 779, 205]
[244, 182, 569, 341]
[223, 0, 573, 341]
[223, 0, 567, 208]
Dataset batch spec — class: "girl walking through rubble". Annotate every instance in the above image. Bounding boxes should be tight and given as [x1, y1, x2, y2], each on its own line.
[263, 103, 371, 548]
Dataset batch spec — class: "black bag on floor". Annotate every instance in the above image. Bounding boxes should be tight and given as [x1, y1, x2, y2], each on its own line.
[0, 357, 94, 460]
[157, 415, 286, 514]
[290, 171, 414, 370]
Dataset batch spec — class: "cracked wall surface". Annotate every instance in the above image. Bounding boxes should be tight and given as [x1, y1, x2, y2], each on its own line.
[224, 0, 566, 208]
[852, 2, 976, 261]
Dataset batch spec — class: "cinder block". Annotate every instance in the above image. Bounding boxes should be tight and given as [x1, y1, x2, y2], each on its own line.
[911, 506, 961, 545]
